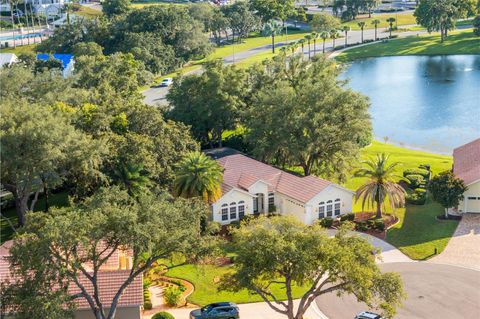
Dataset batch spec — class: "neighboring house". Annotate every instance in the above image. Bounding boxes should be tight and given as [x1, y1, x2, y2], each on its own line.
[205, 148, 354, 226]
[0, 240, 143, 319]
[37, 53, 75, 77]
[453, 138, 480, 214]
[0, 53, 18, 68]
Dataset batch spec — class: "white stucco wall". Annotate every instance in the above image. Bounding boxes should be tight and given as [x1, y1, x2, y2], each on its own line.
[305, 185, 354, 225]
[212, 189, 254, 225]
[276, 193, 307, 224]
[458, 180, 480, 213]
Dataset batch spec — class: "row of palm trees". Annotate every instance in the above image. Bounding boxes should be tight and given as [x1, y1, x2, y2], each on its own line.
[275, 17, 397, 59]
[172, 152, 405, 220]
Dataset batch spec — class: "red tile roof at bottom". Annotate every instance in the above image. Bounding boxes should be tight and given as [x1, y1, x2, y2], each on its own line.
[70, 270, 143, 309]
[0, 240, 143, 310]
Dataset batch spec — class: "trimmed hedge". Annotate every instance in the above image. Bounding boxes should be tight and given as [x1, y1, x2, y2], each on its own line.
[152, 312, 175, 319]
[319, 217, 334, 228]
[406, 189, 427, 205]
[405, 174, 425, 189]
[403, 168, 430, 179]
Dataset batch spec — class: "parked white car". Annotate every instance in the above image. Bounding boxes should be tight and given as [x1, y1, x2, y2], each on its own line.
[159, 77, 173, 87]
[354, 312, 384, 319]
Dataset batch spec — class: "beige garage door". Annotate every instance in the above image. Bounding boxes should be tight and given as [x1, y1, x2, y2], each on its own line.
[466, 196, 480, 213]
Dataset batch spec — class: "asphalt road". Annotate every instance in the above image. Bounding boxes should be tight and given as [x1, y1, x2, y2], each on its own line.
[316, 262, 480, 319]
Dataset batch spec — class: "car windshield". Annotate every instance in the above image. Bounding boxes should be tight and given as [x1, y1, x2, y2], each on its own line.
[201, 305, 212, 312]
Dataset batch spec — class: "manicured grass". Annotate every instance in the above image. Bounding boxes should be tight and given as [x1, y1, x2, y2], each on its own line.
[342, 12, 416, 30]
[166, 263, 310, 306]
[386, 199, 459, 260]
[0, 191, 70, 244]
[344, 141, 456, 260]
[0, 44, 37, 55]
[336, 29, 480, 62]
[73, 4, 103, 18]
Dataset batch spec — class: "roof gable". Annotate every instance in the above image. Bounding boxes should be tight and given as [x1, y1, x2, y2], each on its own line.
[453, 138, 480, 185]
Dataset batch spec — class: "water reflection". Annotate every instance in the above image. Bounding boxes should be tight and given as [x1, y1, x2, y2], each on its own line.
[341, 55, 480, 153]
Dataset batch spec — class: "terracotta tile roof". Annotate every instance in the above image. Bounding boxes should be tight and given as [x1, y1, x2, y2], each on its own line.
[217, 154, 333, 203]
[453, 138, 480, 185]
[0, 240, 143, 310]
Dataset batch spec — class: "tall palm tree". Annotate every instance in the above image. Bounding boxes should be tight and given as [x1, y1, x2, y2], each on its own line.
[173, 152, 223, 204]
[386, 17, 396, 37]
[298, 38, 306, 55]
[262, 20, 283, 54]
[289, 41, 299, 56]
[311, 32, 318, 56]
[357, 21, 366, 43]
[371, 19, 381, 40]
[341, 26, 350, 47]
[355, 153, 406, 219]
[9, 0, 16, 48]
[113, 162, 152, 197]
[330, 29, 339, 50]
[304, 34, 313, 60]
[21, 0, 30, 45]
[319, 31, 329, 53]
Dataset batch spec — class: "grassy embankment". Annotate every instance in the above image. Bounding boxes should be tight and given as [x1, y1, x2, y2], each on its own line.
[336, 29, 480, 61]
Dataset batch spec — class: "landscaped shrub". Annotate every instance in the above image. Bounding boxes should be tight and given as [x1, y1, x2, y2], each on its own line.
[405, 174, 425, 189]
[403, 168, 430, 179]
[164, 286, 182, 307]
[355, 221, 368, 231]
[152, 312, 175, 319]
[406, 189, 427, 205]
[144, 301, 153, 310]
[340, 212, 355, 222]
[374, 219, 385, 231]
[319, 217, 334, 228]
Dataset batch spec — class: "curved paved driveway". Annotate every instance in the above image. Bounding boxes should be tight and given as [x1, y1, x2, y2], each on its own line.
[316, 262, 480, 319]
[430, 213, 480, 270]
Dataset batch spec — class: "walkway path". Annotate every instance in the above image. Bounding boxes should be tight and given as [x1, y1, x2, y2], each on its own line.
[429, 213, 480, 270]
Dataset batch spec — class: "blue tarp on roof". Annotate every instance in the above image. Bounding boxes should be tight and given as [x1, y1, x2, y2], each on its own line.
[36, 53, 74, 69]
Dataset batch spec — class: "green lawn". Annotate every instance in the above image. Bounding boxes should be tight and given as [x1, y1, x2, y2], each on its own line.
[0, 44, 37, 55]
[73, 4, 103, 18]
[165, 263, 310, 306]
[342, 12, 416, 30]
[336, 29, 480, 62]
[1, 191, 70, 243]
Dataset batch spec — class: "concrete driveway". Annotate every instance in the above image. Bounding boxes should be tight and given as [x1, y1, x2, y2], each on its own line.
[316, 262, 480, 319]
[430, 213, 480, 270]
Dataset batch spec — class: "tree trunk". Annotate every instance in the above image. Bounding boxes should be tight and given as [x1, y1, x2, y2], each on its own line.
[445, 207, 448, 219]
[23, 1, 30, 45]
[323, 39, 325, 53]
[344, 32, 348, 47]
[272, 33, 275, 53]
[307, 41, 311, 60]
[375, 26, 377, 40]
[14, 196, 27, 227]
[376, 199, 382, 219]
[361, 29, 363, 43]
[313, 39, 316, 55]
[42, 177, 49, 212]
[10, 2, 16, 48]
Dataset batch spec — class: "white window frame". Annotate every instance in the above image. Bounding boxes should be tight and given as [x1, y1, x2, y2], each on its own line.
[318, 201, 326, 219]
[229, 202, 237, 220]
[334, 198, 341, 216]
[326, 200, 333, 217]
[238, 201, 245, 219]
[221, 204, 228, 221]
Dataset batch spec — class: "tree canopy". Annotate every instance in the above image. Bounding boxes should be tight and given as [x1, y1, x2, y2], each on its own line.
[428, 170, 467, 217]
[3, 187, 213, 319]
[222, 216, 405, 319]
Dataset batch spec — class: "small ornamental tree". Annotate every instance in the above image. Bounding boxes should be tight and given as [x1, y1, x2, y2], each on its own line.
[428, 170, 467, 218]
[221, 216, 405, 319]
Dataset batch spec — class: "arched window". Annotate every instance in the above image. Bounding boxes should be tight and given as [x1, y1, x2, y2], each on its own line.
[326, 200, 333, 217]
[334, 198, 341, 216]
[230, 202, 237, 220]
[318, 201, 325, 219]
[221, 204, 228, 221]
[238, 201, 245, 219]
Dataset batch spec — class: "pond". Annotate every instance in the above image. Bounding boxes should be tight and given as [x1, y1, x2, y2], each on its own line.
[341, 55, 480, 153]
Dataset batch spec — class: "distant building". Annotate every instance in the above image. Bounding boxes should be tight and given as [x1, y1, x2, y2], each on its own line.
[0, 53, 18, 68]
[37, 53, 75, 77]
[453, 138, 480, 214]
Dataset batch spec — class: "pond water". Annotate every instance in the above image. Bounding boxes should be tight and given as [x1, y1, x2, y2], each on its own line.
[341, 55, 480, 153]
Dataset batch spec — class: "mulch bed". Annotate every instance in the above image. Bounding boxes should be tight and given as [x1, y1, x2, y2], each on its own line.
[353, 212, 399, 240]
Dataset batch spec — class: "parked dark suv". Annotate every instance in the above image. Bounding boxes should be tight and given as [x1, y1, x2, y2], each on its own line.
[189, 302, 240, 319]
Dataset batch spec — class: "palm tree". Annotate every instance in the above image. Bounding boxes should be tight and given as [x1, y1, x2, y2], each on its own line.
[330, 29, 339, 50]
[8, 0, 16, 48]
[262, 20, 283, 54]
[357, 21, 366, 43]
[341, 26, 350, 47]
[113, 162, 152, 196]
[173, 152, 223, 204]
[319, 31, 329, 53]
[371, 19, 381, 40]
[298, 38, 306, 56]
[21, 0, 30, 45]
[304, 34, 313, 60]
[311, 32, 318, 56]
[386, 17, 396, 37]
[355, 153, 406, 219]
[289, 41, 299, 55]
